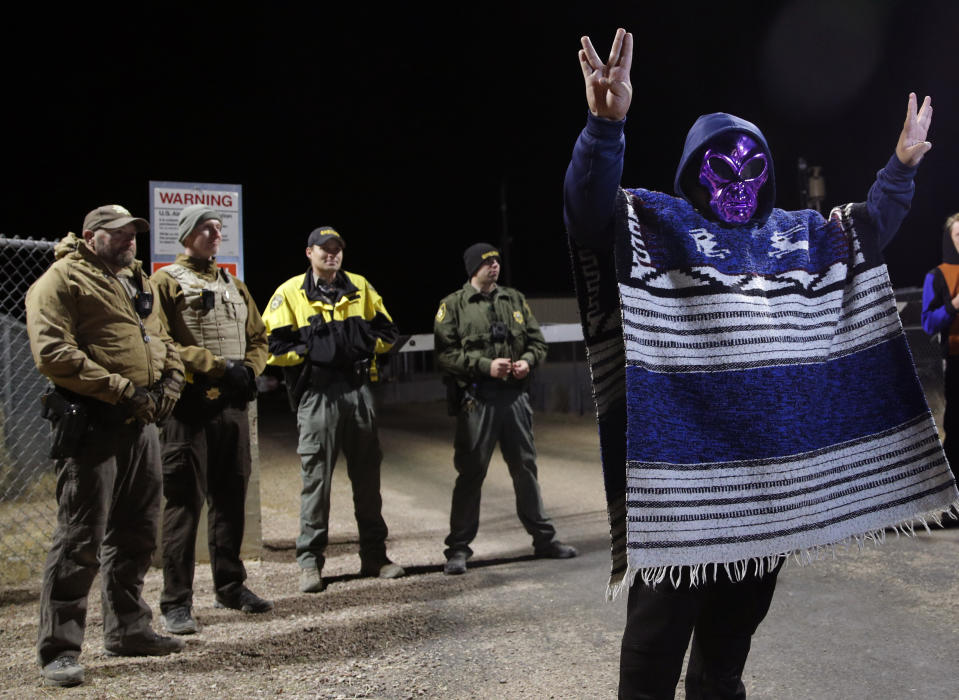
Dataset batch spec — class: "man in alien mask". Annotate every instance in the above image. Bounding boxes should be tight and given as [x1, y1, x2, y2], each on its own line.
[564, 28, 957, 700]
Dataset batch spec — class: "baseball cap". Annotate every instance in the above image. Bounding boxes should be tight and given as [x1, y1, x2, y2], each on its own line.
[82, 204, 150, 233]
[307, 226, 345, 248]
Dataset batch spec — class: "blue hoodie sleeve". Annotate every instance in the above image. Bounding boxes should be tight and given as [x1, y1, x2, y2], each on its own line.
[563, 113, 626, 249]
[921, 268, 955, 336]
[864, 155, 919, 250]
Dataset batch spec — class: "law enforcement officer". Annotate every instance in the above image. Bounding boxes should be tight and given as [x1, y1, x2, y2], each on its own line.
[434, 242, 578, 575]
[26, 205, 186, 687]
[151, 204, 272, 635]
[262, 226, 404, 593]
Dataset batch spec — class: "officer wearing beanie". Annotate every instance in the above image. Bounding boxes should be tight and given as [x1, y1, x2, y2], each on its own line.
[433, 243, 577, 575]
[150, 204, 272, 635]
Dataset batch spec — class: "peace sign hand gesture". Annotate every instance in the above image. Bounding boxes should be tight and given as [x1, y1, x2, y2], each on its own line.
[895, 92, 933, 167]
[579, 28, 633, 122]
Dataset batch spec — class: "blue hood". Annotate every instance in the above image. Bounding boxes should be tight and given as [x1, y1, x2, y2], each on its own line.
[673, 112, 777, 225]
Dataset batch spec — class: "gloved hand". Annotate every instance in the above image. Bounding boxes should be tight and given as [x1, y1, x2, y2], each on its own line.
[224, 360, 256, 401]
[121, 386, 157, 424]
[154, 369, 185, 423]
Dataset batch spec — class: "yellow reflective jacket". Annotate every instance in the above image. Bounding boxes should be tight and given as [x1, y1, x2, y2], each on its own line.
[262, 269, 397, 370]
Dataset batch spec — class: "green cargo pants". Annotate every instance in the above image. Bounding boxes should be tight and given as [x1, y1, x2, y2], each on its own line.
[295, 380, 389, 571]
[444, 384, 557, 558]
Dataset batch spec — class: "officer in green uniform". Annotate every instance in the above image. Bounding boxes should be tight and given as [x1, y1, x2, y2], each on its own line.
[434, 242, 578, 575]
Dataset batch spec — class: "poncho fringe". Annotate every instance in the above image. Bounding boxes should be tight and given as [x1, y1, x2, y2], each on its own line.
[605, 501, 959, 601]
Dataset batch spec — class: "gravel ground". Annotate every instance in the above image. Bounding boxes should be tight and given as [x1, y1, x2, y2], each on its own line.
[0, 398, 624, 699]
[3, 397, 957, 699]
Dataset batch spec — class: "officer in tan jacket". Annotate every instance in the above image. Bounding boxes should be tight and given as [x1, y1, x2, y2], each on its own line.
[150, 204, 271, 634]
[26, 204, 187, 688]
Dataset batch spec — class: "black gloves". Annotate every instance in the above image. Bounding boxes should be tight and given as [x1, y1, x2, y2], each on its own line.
[224, 360, 257, 402]
[121, 386, 157, 424]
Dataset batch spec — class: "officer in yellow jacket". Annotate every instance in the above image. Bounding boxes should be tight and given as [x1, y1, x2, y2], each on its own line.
[262, 226, 404, 593]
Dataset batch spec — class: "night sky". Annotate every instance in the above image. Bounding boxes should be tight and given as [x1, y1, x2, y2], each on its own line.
[3, 1, 958, 331]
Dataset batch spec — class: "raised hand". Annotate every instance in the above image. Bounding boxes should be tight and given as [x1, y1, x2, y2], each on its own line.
[579, 28, 633, 121]
[895, 92, 933, 167]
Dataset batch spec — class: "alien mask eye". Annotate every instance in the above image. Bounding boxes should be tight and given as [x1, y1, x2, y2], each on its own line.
[739, 155, 768, 181]
[705, 155, 738, 182]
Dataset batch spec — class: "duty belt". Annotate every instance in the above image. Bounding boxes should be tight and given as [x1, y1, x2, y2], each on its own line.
[472, 377, 524, 401]
[308, 360, 369, 390]
[45, 386, 134, 426]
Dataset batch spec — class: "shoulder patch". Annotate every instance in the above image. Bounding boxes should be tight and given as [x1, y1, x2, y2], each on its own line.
[270, 293, 284, 310]
[435, 302, 447, 322]
[513, 310, 524, 324]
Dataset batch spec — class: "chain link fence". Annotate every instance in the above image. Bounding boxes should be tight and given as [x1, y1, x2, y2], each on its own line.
[0, 235, 57, 588]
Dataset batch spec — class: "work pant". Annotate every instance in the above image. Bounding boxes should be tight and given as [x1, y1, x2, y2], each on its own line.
[37, 422, 162, 666]
[295, 381, 389, 570]
[444, 386, 556, 557]
[160, 404, 251, 612]
[619, 562, 782, 700]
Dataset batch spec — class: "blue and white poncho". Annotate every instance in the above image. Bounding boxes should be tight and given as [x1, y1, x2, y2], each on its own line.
[565, 114, 959, 598]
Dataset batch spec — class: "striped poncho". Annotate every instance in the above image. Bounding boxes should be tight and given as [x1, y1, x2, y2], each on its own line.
[571, 186, 959, 599]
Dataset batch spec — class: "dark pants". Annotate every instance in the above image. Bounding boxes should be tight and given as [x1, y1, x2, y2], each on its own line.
[444, 386, 556, 557]
[619, 562, 782, 700]
[37, 422, 162, 666]
[160, 404, 251, 612]
[295, 382, 389, 570]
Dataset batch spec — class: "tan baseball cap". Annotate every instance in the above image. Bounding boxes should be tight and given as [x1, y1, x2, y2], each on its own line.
[82, 204, 150, 233]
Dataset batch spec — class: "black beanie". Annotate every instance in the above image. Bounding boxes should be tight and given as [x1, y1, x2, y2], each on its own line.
[463, 242, 500, 278]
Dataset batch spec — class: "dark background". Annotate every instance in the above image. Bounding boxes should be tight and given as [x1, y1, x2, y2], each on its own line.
[2, 1, 958, 332]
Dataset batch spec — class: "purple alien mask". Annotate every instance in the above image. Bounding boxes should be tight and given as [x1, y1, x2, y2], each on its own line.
[698, 134, 769, 224]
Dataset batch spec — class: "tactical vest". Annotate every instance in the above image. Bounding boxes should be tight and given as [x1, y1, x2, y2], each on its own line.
[165, 263, 247, 361]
